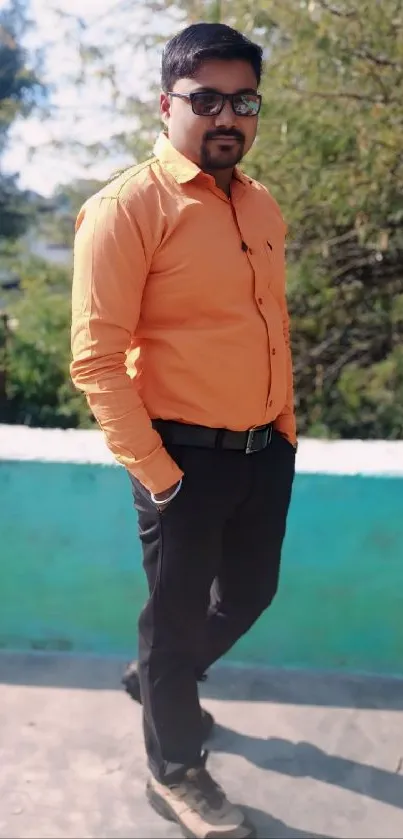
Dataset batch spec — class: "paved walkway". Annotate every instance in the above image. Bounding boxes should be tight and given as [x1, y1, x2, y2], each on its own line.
[1, 652, 403, 838]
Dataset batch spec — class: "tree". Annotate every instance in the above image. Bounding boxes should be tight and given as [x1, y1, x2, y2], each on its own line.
[0, 4, 95, 429]
[0, 0, 48, 417]
[1, 253, 93, 427]
[0, 0, 43, 242]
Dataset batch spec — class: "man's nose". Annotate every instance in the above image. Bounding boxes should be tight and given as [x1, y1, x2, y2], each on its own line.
[214, 99, 236, 130]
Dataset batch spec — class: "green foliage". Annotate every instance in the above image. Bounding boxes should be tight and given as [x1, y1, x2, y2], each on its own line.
[249, 0, 403, 438]
[0, 3, 89, 429]
[1, 256, 93, 427]
[0, 0, 44, 241]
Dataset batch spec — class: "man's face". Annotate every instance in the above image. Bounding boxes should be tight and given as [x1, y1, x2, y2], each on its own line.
[160, 58, 259, 172]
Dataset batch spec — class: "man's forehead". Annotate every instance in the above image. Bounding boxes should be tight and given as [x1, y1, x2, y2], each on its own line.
[172, 59, 258, 93]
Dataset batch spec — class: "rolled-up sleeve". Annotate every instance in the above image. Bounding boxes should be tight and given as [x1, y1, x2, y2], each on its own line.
[70, 194, 184, 493]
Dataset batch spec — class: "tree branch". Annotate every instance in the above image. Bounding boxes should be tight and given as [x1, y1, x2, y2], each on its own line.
[285, 85, 398, 105]
[315, 0, 357, 18]
[326, 346, 360, 381]
[354, 48, 402, 70]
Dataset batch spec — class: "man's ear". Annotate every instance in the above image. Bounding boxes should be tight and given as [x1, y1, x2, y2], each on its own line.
[160, 92, 171, 127]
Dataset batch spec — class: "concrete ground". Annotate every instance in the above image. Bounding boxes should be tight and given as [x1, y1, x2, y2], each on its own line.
[0, 653, 403, 839]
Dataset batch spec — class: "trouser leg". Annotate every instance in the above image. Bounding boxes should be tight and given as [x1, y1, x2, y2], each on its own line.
[199, 430, 296, 674]
[130, 443, 250, 782]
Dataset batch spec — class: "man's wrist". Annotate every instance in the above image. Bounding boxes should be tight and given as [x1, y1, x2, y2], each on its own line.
[151, 479, 182, 506]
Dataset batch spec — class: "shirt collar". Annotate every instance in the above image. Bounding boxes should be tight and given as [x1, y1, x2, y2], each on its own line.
[153, 132, 250, 188]
[154, 133, 200, 184]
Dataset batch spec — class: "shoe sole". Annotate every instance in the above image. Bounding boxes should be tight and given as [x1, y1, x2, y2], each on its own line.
[146, 781, 256, 838]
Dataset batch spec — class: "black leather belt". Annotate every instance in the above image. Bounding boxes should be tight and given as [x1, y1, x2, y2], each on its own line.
[152, 420, 273, 454]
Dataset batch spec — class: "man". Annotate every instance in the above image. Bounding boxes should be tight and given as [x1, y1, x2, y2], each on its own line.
[71, 21, 296, 839]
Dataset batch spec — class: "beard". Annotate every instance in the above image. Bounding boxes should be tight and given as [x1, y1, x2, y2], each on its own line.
[200, 130, 245, 171]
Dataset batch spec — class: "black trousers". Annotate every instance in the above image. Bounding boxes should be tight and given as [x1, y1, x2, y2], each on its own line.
[129, 429, 295, 783]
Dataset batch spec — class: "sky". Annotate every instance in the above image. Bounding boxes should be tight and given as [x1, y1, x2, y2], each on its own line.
[2, 0, 174, 195]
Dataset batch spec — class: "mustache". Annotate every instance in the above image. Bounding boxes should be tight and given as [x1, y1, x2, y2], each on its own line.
[203, 130, 245, 142]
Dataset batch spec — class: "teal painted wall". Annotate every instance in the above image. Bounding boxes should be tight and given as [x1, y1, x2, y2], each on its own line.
[1, 460, 402, 676]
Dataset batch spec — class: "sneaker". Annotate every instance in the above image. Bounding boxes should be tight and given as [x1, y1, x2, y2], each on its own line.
[122, 661, 215, 742]
[147, 763, 256, 838]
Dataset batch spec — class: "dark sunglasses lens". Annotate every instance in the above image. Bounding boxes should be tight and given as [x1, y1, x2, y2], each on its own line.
[233, 94, 261, 116]
[192, 93, 222, 115]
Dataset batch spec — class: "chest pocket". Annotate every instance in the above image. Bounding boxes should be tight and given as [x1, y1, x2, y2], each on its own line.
[236, 198, 287, 295]
[261, 221, 286, 294]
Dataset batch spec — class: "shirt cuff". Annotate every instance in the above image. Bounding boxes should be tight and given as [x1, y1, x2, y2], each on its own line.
[125, 444, 184, 494]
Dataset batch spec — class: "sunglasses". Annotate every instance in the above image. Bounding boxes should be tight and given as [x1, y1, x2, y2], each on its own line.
[169, 91, 262, 117]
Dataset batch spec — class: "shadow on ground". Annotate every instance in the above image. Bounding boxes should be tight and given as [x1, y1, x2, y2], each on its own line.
[1, 652, 403, 838]
[1, 650, 403, 710]
[236, 806, 334, 838]
[211, 725, 403, 811]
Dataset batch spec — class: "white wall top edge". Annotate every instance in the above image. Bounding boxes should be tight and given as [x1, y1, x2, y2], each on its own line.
[0, 424, 402, 476]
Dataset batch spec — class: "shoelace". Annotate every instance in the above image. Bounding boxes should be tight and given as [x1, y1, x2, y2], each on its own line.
[173, 754, 224, 811]
[190, 768, 224, 809]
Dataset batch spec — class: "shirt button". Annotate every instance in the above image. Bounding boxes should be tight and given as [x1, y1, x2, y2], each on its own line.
[258, 297, 263, 305]
[272, 348, 276, 355]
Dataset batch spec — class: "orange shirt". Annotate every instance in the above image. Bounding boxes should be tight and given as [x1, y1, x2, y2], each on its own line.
[71, 133, 296, 493]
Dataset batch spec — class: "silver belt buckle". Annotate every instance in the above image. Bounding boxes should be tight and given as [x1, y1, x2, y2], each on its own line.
[245, 428, 256, 454]
[245, 425, 271, 454]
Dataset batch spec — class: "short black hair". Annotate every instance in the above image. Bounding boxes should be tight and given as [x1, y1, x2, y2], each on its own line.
[161, 22, 263, 93]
